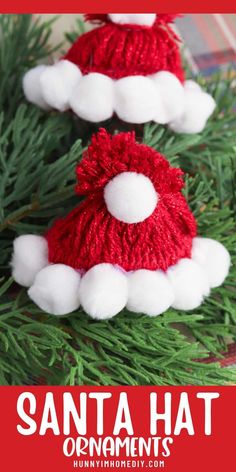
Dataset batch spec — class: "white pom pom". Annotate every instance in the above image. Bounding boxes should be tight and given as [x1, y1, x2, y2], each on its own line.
[167, 258, 210, 310]
[104, 172, 158, 223]
[108, 14, 156, 26]
[12, 235, 48, 287]
[40, 60, 82, 112]
[115, 76, 161, 123]
[184, 80, 202, 93]
[127, 269, 174, 316]
[70, 73, 114, 122]
[191, 237, 231, 288]
[79, 264, 128, 320]
[169, 83, 216, 134]
[23, 65, 51, 110]
[152, 71, 185, 123]
[28, 264, 81, 316]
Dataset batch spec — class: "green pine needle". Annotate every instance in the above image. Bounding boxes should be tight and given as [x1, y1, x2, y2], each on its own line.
[0, 14, 236, 386]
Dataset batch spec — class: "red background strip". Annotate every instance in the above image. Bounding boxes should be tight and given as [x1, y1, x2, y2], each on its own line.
[1, 0, 236, 14]
[1, 386, 235, 472]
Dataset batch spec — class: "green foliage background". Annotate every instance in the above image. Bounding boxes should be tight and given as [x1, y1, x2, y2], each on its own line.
[0, 15, 236, 385]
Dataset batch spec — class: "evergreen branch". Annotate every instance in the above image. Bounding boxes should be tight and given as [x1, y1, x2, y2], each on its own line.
[0, 15, 61, 121]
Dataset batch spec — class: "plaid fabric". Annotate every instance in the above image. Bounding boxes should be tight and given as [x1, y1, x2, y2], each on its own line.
[176, 14, 236, 76]
[198, 344, 236, 368]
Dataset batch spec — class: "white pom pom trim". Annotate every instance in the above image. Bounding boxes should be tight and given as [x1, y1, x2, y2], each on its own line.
[12, 235, 230, 318]
[40, 60, 82, 112]
[70, 73, 114, 122]
[23, 65, 51, 110]
[23, 66, 215, 133]
[169, 80, 216, 134]
[127, 269, 174, 316]
[191, 237, 231, 288]
[11, 235, 49, 287]
[28, 264, 81, 316]
[108, 14, 156, 27]
[167, 258, 210, 311]
[78, 263, 128, 319]
[104, 172, 158, 223]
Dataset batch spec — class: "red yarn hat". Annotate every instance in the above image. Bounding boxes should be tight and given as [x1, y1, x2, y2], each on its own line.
[46, 128, 196, 272]
[12, 129, 230, 318]
[23, 13, 216, 133]
[64, 14, 184, 82]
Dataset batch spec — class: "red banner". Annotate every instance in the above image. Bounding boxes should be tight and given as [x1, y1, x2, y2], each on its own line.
[1, 0, 236, 13]
[1, 386, 235, 471]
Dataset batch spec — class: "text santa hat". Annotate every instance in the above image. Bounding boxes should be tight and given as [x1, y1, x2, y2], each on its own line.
[23, 14, 215, 134]
[12, 129, 230, 319]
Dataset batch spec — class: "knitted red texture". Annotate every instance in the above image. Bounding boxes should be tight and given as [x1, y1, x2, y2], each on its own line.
[63, 20, 185, 82]
[46, 130, 197, 272]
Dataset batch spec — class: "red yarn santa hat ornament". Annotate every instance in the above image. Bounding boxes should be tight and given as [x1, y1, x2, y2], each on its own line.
[12, 130, 230, 319]
[64, 14, 184, 82]
[23, 14, 215, 134]
[45, 129, 196, 272]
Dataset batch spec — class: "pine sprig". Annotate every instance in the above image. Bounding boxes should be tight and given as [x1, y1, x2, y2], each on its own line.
[0, 15, 235, 386]
[0, 14, 60, 122]
[0, 104, 83, 268]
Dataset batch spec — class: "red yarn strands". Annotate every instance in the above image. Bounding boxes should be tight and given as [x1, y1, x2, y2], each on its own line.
[46, 130, 196, 272]
[46, 194, 196, 272]
[64, 19, 185, 81]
